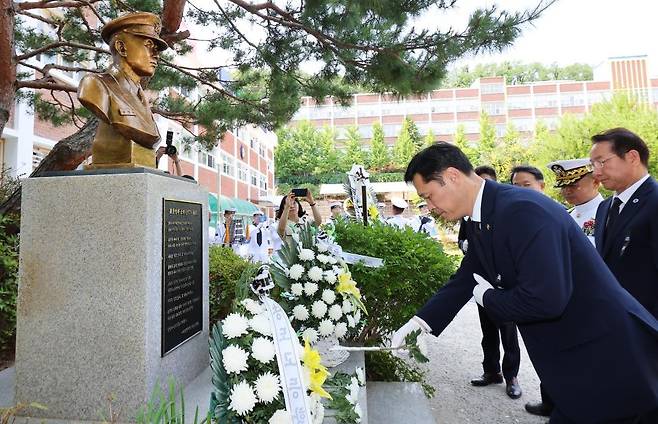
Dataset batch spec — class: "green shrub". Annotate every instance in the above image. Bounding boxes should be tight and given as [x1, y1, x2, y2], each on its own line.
[208, 246, 252, 324]
[0, 213, 20, 354]
[333, 220, 457, 345]
[366, 351, 435, 398]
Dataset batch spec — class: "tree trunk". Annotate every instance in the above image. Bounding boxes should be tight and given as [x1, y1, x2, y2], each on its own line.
[0, 0, 15, 136]
[0, 117, 99, 215]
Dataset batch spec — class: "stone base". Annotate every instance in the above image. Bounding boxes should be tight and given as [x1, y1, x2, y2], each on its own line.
[14, 171, 209, 422]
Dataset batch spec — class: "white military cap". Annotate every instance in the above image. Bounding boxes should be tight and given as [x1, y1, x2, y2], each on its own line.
[330, 202, 342, 209]
[253, 210, 263, 215]
[391, 197, 408, 209]
[546, 158, 593, 187]
[224, 207, 237, 213]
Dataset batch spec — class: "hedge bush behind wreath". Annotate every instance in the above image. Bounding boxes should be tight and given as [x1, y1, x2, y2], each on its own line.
[332, 220, 457, 346]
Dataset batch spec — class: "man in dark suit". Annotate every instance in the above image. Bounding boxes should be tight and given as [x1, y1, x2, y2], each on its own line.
[458, 165, 522, 400]
[591, 128, 658, 319]
[392, 142, 658, 423]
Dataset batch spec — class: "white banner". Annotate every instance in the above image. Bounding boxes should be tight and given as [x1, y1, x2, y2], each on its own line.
[262, 297, 312, 424]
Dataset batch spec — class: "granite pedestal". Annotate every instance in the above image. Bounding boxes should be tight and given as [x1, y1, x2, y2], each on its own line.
[14, 170, 209, 422]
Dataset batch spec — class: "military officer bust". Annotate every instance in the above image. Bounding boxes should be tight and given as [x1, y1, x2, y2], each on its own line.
[78, 12, 168, 169]
[547, 158, 603, 245]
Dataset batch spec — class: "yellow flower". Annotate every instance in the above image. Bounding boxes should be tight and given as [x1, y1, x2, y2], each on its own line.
[302, 338, 322, 370]
[301, 338, 332, 399]
[337, 271, 352, 285]
[368, 205, 379, 220]
[337, 277, 361, 300]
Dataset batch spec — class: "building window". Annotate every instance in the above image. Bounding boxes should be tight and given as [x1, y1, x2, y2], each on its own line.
[560, 93, 586, 107]
[430, 100, 453, 113]
[222, 153, 234, 176]
[456, 99, 479, 112]
[251, 171, 258, 187]
[481, 83, 504, 94]
[508, 95, 532, 110]
[357, 104, 379, 117]
[534, 94, 559, 108]
[482, 102, 505, 116]
[260, 175, 267, 190]
[250, 138, 256, 149]
[259, 144, 265, 157]
[237, 164, 248, 182]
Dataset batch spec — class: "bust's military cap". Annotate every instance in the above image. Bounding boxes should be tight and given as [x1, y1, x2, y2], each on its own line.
[546, 158, 593, 188]
[101, 12, 169, 51]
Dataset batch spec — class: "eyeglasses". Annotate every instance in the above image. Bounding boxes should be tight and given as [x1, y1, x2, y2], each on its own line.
[590, 155, 617, 169]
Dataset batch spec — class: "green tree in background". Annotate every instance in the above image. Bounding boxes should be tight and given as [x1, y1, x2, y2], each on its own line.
[424, 128, 436, 147]
[393, 118, 418, 168]
[475, 112, 497, 165]
[368, 123, 391, 171]
[343, 126, 368, 167]
[405, 117, 424, 152]
[275, 121, 339, 180]
[443, 61, 593, 88]
[453, 124, 477, 164]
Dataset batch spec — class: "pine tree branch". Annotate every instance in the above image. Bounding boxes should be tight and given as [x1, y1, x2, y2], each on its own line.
[15, 41, 109, 61]
[18, 0, 101, 10]
[16, 9, 59, 26]
[16, 78, 77, 92]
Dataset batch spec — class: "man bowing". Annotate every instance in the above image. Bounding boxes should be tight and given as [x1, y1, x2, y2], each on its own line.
[392, 142, 658, 424]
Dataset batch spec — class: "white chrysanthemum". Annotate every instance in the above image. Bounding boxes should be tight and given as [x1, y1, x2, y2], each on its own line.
[324, 271, 337, 284]
[302, 328, 318, 344]
[334, 322, 348, 339]
[354, 310, 361, 323]
[289, 264, 304, 280]
[290, 283, 304, 296]
[293, 305, 310, 321]
[347, 314, 356, 328]
[299, 248, 315, 261]
[316, 254, 330, 264]
[222, 313, 250, 339]
[241, 298, 263, 315]
[318, 319, 334, 336]
[255, 372, 281, 403]
[322, 289, 336, 304]
[222, 345, 249, 374]
[250, 314, 273, 336]
[307, 266, 324, 282]
[252, 337, 276, 364]
[328, 256, 338, 265]
[228, 381, 257, 416]
[269, 409, 292, 424]
[328, 304, 343, 321]
[342, 299, 353, 313]
[309, 393, 325, 424]
[304, 282, 319, 296]
[355, 367, 365, 386]
[354, 402, 362, 423]
[346, 377, 360, 405]
[311, 300, 327, 318]
[316, 242, 329, 253]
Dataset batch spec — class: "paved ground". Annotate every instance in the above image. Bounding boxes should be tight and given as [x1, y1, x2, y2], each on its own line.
[420, 300, 547, 424]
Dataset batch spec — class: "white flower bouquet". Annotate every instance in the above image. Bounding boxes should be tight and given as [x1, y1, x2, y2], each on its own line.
[209, 298, 329, 424]
[270, 223, 366, 345]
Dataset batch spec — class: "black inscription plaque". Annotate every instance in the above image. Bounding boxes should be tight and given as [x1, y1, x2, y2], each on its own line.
[162, 199, 203, 356]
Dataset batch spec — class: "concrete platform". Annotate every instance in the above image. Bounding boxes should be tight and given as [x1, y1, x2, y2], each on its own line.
[367, 382, 435, 424]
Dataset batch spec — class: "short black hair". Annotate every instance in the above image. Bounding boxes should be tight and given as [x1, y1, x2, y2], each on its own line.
[276, 196, 304, 220]
[474, 165, 497, 181]
[591, 127, 649, 167]
[510, 165, 544, 184]
[404, 141, 473, 184]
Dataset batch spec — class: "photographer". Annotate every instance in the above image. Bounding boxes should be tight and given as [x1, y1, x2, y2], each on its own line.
[156, 132, 182, 176]
[276, 189, 321, 243]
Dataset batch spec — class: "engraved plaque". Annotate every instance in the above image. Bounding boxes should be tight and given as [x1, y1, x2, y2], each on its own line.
[162, 199, 203, 355]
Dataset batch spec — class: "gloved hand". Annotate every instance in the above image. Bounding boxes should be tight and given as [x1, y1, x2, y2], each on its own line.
[472, 273, 494, 306]
[391, 316, 431, 354]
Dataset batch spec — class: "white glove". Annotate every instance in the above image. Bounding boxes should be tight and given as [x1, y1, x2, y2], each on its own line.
[472, 273, 494, 306]
[391, 316, 431, 353]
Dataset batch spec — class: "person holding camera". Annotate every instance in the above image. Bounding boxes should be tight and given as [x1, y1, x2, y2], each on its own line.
[276, 189, 321, 243]
[156, 133, 182, 176]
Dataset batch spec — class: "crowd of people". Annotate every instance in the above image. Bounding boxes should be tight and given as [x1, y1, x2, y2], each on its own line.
[391, 127, 658, 424]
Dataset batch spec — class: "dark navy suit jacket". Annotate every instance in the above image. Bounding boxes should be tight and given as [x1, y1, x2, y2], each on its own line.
[594, 176, 658, 318]
[417, 180, 658, 423]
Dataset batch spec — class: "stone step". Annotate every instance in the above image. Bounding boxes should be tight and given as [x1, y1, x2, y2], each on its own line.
[366, 382, 435, 424]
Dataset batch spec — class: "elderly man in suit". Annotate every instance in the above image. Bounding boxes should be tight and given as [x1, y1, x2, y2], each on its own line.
[591, 128, 658, 319]
[78, 12, 168, 168]
[392, 142, 658, 423]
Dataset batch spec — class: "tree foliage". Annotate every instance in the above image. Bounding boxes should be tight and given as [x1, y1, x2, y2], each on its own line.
[367, 122, 390, 171]
[343, 126, 368, 168]
[442, 61, 593, 88]
[393, 117, 420, 168]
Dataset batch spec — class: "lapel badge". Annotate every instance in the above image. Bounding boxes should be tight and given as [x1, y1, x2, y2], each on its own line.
[632, 198, 639, 204]
[486, 224, 491, 231]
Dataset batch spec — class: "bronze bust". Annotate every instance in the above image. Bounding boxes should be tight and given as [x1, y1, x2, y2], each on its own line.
[78, 12, 168, 169]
